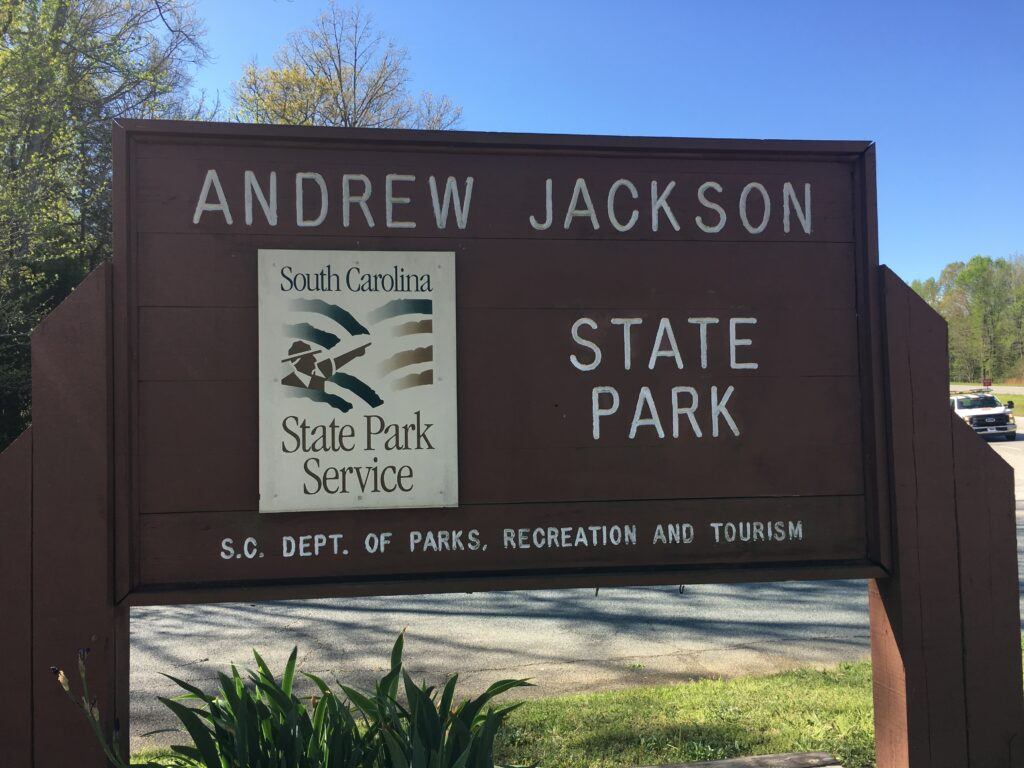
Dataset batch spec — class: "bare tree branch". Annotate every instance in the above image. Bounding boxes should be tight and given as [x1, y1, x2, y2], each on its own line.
[232, 0, 460, 130]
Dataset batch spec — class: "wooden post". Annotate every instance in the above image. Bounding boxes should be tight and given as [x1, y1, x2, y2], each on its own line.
[0, 430, 33, 766]
[871, 268, 1024, 767]
[29, 262, 128, 768]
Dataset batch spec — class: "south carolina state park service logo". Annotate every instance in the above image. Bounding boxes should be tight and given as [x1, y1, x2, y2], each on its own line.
[278, 296, 437, 413]
[257, 249, 458, 513]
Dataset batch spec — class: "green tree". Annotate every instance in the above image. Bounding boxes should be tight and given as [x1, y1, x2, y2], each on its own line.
[914, 255, 1024, 383]
[232, 2, 461, 129]
[911, 276, 939, 306]
[1002, 254, 1024, 371]
[953, 256, 1015, 381]
[0, 0, 208, 450]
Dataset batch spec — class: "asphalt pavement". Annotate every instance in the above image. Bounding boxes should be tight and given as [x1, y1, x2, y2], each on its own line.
[129, 435, 1024, 750]
[993, 431, 1024, 503]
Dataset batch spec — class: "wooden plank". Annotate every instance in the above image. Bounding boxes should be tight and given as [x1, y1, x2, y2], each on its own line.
[870, 269, 968, 768]
[130, 139, 855, 242]
[869, 579, 908, 768]
[127, 560, 884, 606]
[135, 373, 863, 514]
[137, 495, 866, 589]
[31, 264, 126, 767]
[137, 305, 858, 382]
[136, 235, 857, 310]
[112, 121, 135, 600]
[951, 417, 1024, 767]
[138, 306, 257, 381]
[118, 119, 871, 155]
[138, 379, 256, 511]
[640, 752, 841, 767]
[0, 429, 33, 767]
[854, 145, 890, 570]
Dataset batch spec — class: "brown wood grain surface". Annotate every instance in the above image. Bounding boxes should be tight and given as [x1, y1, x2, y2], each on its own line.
[951, 417, 1024, 767]
[870, 269, 969, 768]
[138, 494, 866, 588]
[135, 373, 862, 514]
[853, 145, 890, 571]
[138, 305, 858, 381]
[131, 142, 854, 242]
[136, 235, 857, 310]
[127, 561, 881, 607]
[113, 114, 133, 601]
[0, 429, 33, 766]
[117, 118, 874, 155]
[113, 122, 887, 596]
[31, 265, 129, 767]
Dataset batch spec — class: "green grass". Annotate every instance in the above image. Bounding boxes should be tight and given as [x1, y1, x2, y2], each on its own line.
[129, 748, 177, 766]
[131, 661, 876, 767]
[991, 392, 1023, 417]
[494, 662, 875, 768]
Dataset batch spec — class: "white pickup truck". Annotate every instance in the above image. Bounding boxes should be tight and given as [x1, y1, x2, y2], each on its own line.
[950, 390, 1017, 441]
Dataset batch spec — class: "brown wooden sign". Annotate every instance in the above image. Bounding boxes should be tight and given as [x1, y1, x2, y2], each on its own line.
[4, 120, 1022, 768]
[111, 121, 890, 601]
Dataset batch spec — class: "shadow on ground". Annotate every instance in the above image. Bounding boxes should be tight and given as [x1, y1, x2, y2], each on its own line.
[131, 579, 872, 749]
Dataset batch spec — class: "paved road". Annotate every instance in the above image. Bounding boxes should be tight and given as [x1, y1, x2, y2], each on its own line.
[130, 435, 1024, 750]
[951, 383, 1024, 395]
[993, 431, 1024, 502]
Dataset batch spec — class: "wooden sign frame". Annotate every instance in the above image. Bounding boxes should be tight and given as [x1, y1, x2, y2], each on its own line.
[110, 122, 891, 605]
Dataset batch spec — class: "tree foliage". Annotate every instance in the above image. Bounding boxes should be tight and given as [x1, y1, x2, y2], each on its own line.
[911, 254, 1024, 383]
[0, 0, 208, 449]
[0, 1, 462, 452]
[232, 2, 461, 130]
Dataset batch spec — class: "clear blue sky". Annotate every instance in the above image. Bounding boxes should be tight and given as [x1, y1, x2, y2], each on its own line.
[191, 0, 1023, 283]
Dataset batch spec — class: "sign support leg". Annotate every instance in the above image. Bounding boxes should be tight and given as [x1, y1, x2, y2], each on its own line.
[871, 269, 1024, 767]
[29, 263, 126, 768]
[0, 430, 33, 766]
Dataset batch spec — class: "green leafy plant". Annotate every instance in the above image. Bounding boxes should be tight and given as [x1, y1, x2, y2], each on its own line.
[56, 634, 531, 768]
[157, 646, 372, 768]
[340, 635, 530, 768]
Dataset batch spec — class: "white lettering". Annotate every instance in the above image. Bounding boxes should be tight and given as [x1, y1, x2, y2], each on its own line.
[688, 317, 719, 369]
[193, 169, 233, 225]
[244, 170, 277, 226]
[711, 385, 740, 437]
[592, 386, 620, 439]
[564, 178, 600, 230]
[651, 180, 680, 232]
[783, 181, 812, 234]
[529, 178, 553, 230]
[695, 181, 726, 233]
[385, 174, 416, 228]
[729, 317, 758, 369]
[296, 172, 328, 227]
[570, 317, 602, 371]
[629, 386, 665, 438]
[611, 317, 643, 370]
[648, 317, 683, 370]
[429, 175, 474, 229]
[671, 386, 701, 438]
[342, 174, 374, 228]
[607, 178, 639, 232]
[739, 182, 770, 234]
